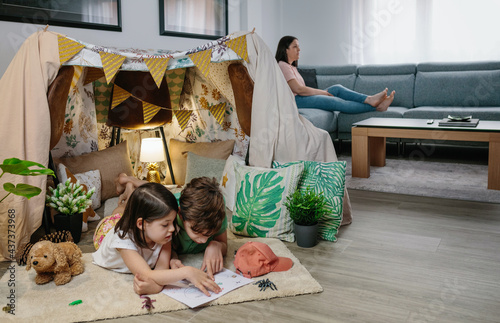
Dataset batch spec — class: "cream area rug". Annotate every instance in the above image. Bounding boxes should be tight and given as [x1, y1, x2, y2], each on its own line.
[0, 237, 322, 323]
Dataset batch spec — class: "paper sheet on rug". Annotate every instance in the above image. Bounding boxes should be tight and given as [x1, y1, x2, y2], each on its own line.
[162, 268, 253, 308]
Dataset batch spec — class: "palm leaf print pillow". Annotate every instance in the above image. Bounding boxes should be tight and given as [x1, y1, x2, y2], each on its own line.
[231, 161, 304, 242]
[273, 160, 346, 242]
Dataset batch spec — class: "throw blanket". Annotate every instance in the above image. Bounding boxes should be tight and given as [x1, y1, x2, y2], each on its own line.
[0, 31, 60, 261]
[244, 33, 352, 221]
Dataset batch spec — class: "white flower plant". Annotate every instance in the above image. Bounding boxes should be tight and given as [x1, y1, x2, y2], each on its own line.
[46, 179, 95, 215]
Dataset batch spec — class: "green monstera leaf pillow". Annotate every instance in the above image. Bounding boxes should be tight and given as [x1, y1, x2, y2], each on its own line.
[231, 161, 304, 242]
[273, 160, 346, 242]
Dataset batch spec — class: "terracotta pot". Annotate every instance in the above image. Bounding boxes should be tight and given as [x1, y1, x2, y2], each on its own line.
[294, 222, 319, 248]
[53, 213, 83, 243]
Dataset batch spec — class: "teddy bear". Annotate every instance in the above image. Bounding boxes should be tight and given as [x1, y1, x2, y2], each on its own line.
[26, 240, 84, 285]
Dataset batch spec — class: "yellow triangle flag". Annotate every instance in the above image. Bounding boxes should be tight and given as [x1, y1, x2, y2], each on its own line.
[174, 110, 193, 131]
[144, 57, 170, 88]
[226, 35, 249, 62]
[188, 49, 212, 78]
[142, 102, 163, 124]
[111, 85, 131, 109]
[58, 35, 85, 64]
[209, 102, 227, 126]
[69, 66, 83, 93]
[99, 52, 126, 84]
[165, 68, 186, 111]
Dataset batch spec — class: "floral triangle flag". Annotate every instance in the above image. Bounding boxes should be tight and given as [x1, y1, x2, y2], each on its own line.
[142, 102, 163, 124]
[143, 57, 170, 88]
[209, 102, 227, 126]
[165, 68, 186, 111]
[58, 35, 85, 64]
[174, 110, 192, 131]
[99, 51, 126, 84]
[226, 35, 249, 62]
[111, 84, 131, 109]
[188, 49, 212, 78]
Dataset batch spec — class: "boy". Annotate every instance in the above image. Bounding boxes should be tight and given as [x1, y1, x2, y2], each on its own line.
[114, 174, 227, 294]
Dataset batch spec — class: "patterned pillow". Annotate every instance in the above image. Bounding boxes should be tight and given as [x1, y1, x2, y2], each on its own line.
[220, 154, 246, 212]
[231, 161, 304, 242]
[273, 160, 346, 242]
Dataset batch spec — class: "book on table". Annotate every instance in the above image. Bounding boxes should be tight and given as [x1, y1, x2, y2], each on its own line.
[438, 118, 479, 127]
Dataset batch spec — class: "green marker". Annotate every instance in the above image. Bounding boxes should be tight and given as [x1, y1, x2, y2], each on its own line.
[69, 300, 82, 306]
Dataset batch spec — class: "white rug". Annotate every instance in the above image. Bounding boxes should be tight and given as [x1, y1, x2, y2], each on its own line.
[0, 238, 322, 323]
[339, 156, 500, 203]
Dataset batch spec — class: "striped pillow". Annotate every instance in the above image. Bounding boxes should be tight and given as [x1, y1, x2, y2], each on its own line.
[273, 160, 346, 242]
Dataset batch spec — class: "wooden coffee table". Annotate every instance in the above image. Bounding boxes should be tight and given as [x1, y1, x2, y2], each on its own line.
[351, 118, 500, 190]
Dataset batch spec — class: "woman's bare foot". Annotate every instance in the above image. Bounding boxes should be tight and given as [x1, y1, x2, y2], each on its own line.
[376, 90, 395, 111]
[365, 88, 388, 107]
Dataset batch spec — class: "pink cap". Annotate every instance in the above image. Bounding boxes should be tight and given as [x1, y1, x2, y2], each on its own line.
[233, 241, 293, 278]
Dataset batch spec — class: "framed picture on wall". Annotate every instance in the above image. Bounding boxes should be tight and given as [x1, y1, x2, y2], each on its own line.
[159, 0, 228, 40]
[0, 0, 122, 32]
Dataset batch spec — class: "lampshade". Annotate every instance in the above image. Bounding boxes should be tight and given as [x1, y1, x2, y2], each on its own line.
[140, 138, 166, 162]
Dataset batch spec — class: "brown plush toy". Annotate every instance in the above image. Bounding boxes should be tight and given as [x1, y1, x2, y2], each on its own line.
[26, 241, 84, 285]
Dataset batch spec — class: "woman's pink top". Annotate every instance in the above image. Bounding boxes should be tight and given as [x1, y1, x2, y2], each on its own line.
[278, 61, 305, 96]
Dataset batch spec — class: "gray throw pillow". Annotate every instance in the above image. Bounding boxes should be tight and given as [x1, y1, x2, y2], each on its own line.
[298, 68, 318, 88]
[184, 151, 227, 184]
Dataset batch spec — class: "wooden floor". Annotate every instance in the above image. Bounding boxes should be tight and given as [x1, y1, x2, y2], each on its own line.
[3, 144, 499, 322]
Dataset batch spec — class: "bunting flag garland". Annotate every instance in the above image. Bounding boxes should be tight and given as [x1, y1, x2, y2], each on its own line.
[84, 67, 105, 85]
[188, 49, 212, 78]
[209, 102, 227, 126]
[144, 57, 170, 88]
[111, 84, 131, 109]
[165, 68, 186, 111]
[226, 35, 249, 62]
[99, 51, 126, 84]
[142, 102, 163, 124]
[174, 110, 193, 131]
[57, 35, 85, 64]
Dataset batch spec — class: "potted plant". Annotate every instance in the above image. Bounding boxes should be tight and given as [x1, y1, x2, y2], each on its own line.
[285, 188, 328, 248]
[46, 179, 95, 243]
[0, 158, 55, 203]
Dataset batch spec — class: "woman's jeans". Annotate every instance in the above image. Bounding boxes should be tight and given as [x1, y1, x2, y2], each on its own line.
[295, 84, 375, 114]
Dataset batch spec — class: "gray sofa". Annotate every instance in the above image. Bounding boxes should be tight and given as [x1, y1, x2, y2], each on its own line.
[298, 61, 500, 144]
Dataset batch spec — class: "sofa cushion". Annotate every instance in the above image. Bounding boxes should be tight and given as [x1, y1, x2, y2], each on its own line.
[417, 61, 500, 72]
[337, 107, 407, 133]
[414, 70, 500, 107]
[301, 65, 357, 90]
[298, 109, 338, 134]
[297, 68, 318, 88]
[354, 74, 415, 108]
[184, 152, 226, 184]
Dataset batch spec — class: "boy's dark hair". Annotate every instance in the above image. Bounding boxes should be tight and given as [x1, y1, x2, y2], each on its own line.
[179, 177, 225, 237]
[275, 35, 298, 67]
[115, 182, 178, 249]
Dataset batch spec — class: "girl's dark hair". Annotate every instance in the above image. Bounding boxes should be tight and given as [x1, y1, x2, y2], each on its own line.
[275, 35, 298, 67]
[179, 177, 225, 237]
[115, 182, 178, 249]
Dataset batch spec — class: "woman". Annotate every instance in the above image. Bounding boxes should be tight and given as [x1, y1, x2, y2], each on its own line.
[275, 36, 395, 113]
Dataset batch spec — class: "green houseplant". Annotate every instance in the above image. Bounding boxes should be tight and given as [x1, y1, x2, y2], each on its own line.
[285, 188, 328, 248]
[0, 158, 55, 203]
[46, 179, 95, 243]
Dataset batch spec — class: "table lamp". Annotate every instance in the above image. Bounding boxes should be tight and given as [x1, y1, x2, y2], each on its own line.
[140, 138, 166, 183]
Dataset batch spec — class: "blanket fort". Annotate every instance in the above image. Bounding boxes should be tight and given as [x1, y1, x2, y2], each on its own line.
[0, 29, 350, 262]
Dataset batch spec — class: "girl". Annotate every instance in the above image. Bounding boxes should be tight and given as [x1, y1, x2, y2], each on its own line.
[275, 35, 395, 113]
[92, 182, 221, 296]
